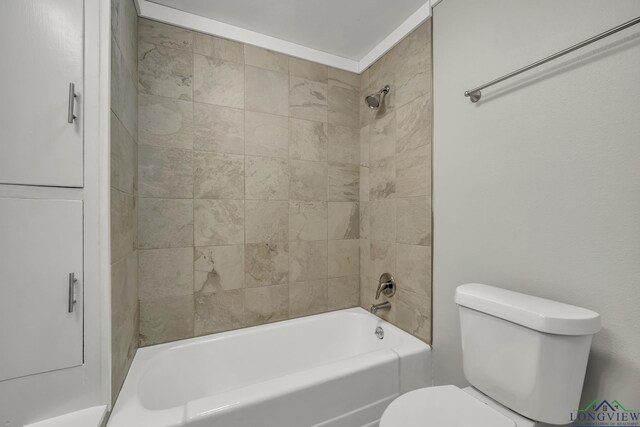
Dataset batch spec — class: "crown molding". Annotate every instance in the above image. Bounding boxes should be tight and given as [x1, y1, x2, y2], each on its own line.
[136, 0, 360, 72]
[136, 0, 432, 74]
[358, 2, 432, 72]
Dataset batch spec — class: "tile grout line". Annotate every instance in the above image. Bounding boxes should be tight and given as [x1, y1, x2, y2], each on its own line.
[191, 33, 196, 337]
[242, 48, 248, 328]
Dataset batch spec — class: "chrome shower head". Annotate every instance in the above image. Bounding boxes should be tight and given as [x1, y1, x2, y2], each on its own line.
[365, 85, 390, 110]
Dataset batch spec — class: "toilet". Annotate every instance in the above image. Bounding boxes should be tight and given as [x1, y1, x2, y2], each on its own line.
[380, 283, 601, 426]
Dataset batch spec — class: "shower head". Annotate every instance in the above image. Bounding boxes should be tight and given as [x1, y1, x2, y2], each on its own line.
[365, 85, 390, 110]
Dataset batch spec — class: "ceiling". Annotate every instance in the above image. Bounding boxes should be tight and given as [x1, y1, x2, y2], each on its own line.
[147, 0, 430, 61]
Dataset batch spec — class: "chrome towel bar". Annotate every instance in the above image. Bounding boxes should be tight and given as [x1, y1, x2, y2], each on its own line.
[464, 15, 640, 103]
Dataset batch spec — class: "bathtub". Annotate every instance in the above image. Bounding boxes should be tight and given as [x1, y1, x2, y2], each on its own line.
[108, 308, 431, 427]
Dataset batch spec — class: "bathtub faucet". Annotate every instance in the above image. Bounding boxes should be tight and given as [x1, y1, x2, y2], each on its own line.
[370, 301, 391, 314]
[376, 273, 396, 299]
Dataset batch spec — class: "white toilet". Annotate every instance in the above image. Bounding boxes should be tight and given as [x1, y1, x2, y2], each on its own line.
[380, 283, 601, 426]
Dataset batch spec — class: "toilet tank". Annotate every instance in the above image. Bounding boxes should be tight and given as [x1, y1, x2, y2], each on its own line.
[455, 284, 601, 425]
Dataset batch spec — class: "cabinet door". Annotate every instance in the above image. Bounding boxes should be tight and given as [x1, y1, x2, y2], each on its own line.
[0, 0, 84, 187]
[0, 198, 83, 381]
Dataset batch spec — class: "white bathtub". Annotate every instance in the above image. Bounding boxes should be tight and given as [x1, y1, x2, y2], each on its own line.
[108, 308, 431, 427]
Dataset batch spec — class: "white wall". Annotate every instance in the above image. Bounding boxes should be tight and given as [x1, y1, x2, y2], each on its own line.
[432, 0, 640, 417]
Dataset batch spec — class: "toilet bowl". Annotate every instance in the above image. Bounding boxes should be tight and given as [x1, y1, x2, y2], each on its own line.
[380, 385, 536, 427]
[380, 283, 601, 426]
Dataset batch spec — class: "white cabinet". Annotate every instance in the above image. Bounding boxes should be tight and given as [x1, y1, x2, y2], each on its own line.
[0, 0, 84, 187]
[0, 0, 86, 385]
[0, 198, 83, 381]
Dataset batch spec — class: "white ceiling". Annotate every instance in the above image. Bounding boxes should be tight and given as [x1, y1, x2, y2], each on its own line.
[147, 0, 430, 61]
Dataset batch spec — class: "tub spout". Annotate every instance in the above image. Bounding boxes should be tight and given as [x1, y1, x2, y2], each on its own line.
[370, 301, 391, 314]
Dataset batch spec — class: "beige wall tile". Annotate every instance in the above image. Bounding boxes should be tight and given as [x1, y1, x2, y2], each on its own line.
[395, 244, 431, 297]
[112, 42, 138, 138]
[360, 125, 370, 167]
[394, 22, 431, 108]
[358, 20, 432, 343]
[329, 68, 360, 88]
[110, 251, 138, 400]
[368, 53, 396, 113]
[370, 240, 396, 283]
[112, 0, 138, 76]
[396, 95, 432, 154]
[139, 41, 193, 100]
[193, 103, 244, 154]
[245, 200, 289, 243]
[111, 249, 137, 320]
[139, 18, 193, 51]
[193, 151, 245, 199]
[289, 201, 327, 241]
[370, 200, 396, 242]
[328, 202, 359, 240]
[139, 94, 193, 149]
[139, 295, 194, 346]
[245, 284, 289, 326]
[245, 45, 289, 72]
[360, 166, 370, 201]
[290, 280, 328, 318]
[111, 113, 137, 195]
[359, 201, 370, 239]
[328, 162, 359, 202]
[195, 290, 244, 335]
[193, 54, 244, 108]
[289, 119, 327, 161]
[193, 33, 244, 63]
[328, 240, 359, 278]
[245, 66, 289, 116]
[396, 196, 432, 246]
[369, 156, 395, 200]
[139, 146, 193, 198]
[370, 111, 396, 161]
[245, 243, 289, 288]
[328, 276, 359, 310]
[139, 247, 194, 301]
[194, 199, 244, 246]
[328, 71, 359, 127]
[290, 240, 328, 282]
[359, 275, 379, 316]
[194, 245, 245, 292]
[112, 6, 139, 398]
[289, 160, 327, 201]
[245, 111, 288, 158]
[395, 289, 431, 342]
[328, 125, 359, 165]
[359, 70, 372, 128]
[289, 58, 328, 82]
[289, 77, 327, 122]
[289, 118, 327, 161]
[395, 143, 431, 198]
[359, 239, 370, 277]
[138, 198, 193, 249]
[245, 156, 289, 200]
[125, 18, 436, 347]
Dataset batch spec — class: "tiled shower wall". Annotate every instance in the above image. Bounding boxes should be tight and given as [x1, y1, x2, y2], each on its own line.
[110, 0, 139, 400]
[359, 20, 433, 343]
[136, 19, 362, 345]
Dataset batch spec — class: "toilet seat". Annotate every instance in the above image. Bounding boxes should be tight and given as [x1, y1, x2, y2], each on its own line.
[380, 385, 517, 427]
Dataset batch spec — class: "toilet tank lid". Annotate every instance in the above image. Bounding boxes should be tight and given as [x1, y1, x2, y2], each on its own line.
[455, 284, 601, 335]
